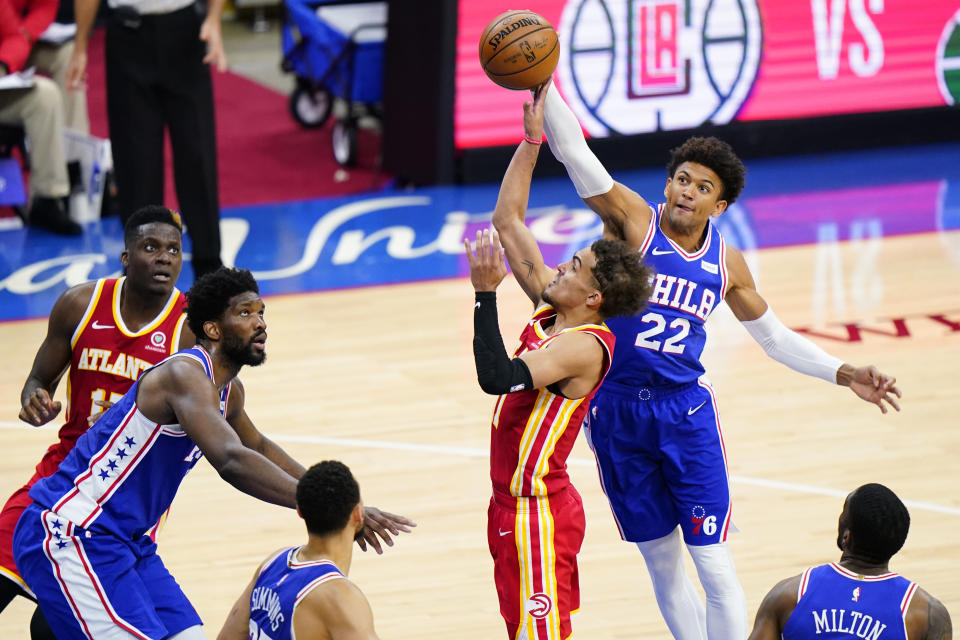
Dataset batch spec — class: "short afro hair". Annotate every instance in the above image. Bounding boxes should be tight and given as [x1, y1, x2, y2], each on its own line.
[186, 267, 259, 341]
[667, 136, 746, 205]
[297, 460, 361, 537]
[848, 483, 910, 564]
[123, 205, 182, 249]
[591, 238, 654, 319]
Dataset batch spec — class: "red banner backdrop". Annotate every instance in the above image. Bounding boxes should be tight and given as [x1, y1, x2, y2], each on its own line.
[455, 1, 960, 149]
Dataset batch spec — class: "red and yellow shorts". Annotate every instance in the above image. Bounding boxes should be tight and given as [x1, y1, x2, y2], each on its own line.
[487, 486, 585, 640]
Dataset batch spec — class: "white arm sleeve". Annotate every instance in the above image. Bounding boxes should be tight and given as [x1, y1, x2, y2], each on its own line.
[741, 307, 844, 384]
[542, 84, 614, 198]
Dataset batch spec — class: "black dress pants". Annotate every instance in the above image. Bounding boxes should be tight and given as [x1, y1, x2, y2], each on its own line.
[106, 3, 223, 278]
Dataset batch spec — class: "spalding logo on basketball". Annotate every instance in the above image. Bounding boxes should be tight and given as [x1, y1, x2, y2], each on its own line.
[556, 0, 762, 135]
[480, 11, 560, 90]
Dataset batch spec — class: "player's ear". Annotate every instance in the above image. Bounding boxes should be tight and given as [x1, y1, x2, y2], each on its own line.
[586, 290, 602, 310]
[296, 505, 303, 521]
[202, 320, 221, 341]
[663, 178, 671, 200]
[840, 528, 851, 549]
[120, 250, 129, 270]
[711, 199, 728, 217]
[352, 502, 364, 532]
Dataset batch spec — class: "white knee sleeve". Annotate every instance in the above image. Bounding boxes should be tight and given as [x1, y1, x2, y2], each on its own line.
[637, 529, 707, 640]
[687, 543, 746, 640]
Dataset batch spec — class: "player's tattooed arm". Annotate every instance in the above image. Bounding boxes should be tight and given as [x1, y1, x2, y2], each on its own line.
[906, 588, 952, 640]
[521, 259, 536, 279]
[925, 593, 952, 640]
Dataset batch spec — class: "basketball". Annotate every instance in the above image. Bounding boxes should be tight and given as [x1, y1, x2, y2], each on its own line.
[479, 10, 559, 91]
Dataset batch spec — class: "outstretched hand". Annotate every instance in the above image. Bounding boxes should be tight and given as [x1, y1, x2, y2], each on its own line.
[355, 506, 416, 554]
[523, 76, 552, 142]
[848, 365, 901, 414]
[464, 229, 508, 292]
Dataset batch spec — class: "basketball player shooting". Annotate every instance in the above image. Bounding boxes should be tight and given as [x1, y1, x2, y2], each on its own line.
[537, 79, 902, 640]
[467, 79, 654, 640]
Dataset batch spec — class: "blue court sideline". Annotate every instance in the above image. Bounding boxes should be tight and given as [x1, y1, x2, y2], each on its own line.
[1, 142, 959, 322]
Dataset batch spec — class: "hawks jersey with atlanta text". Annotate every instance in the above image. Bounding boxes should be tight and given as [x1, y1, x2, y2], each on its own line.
[28, 347, 229, 540]
[60, 277, 186, 452]
[783, 563, 917, 640]
[248, 547, 346, 640]
[490, 305, 615, 498]
[604, 203, 728, 387]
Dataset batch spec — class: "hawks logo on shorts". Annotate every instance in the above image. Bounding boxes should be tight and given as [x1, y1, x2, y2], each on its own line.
[526, 593, 554, 618]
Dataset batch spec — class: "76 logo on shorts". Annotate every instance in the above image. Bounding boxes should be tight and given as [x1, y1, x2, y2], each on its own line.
[690, 505, 717, 536]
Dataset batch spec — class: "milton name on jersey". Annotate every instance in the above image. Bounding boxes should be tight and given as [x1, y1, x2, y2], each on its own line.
[804, 607, 889, 638]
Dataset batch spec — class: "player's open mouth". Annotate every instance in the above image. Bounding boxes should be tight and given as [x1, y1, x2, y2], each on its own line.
[152, 272, 171, 282]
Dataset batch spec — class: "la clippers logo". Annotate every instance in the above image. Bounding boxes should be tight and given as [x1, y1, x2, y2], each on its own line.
[526, 593, 553, 618]
[557, 0, 762, 135]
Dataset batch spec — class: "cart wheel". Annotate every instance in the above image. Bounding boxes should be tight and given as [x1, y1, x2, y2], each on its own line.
[289, 86, 332, 129]
[332, 119, 357, 167]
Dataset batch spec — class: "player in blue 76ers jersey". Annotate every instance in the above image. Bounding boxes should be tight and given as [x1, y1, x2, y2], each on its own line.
[540, 85, 903, 640]
[218, 461, 381, 640]
[749, 483, 952, 640]
[13, 268, 413, 640]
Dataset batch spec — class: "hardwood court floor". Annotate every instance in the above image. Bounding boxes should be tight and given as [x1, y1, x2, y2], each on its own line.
[0, 231, 956, 638]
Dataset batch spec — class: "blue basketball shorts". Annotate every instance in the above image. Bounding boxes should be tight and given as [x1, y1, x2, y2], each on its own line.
[585, 378, 733, 546]
[13, 503, 202, 640]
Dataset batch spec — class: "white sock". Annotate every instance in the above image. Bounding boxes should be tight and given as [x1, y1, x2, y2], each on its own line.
[637, 529, 707, 640]
[687, 542, 747, 640]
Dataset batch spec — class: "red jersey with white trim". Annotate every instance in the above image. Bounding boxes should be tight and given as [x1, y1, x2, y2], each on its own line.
[60, 278, 186, 454]
[490, 304, 615, 498]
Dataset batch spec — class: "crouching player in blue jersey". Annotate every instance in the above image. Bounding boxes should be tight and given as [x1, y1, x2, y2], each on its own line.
[13, 267, 413, 640]
[218, 460, 380, 640]
[749, 483, 952, 640]
[539, 85, 903, 639]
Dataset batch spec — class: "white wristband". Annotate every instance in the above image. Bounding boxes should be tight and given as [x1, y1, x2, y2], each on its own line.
[542, 84, 614, 198]
[741, 307, 844, 384]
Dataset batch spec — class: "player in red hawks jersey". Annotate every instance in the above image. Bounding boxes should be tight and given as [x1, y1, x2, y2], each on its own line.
[466, 80, 654, 640]
[0, 206, 194, 639]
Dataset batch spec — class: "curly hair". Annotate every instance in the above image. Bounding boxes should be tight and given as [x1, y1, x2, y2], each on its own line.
[123, 205, 183, 248]
[297, 460, 361, 537]
[185, 267, 259, 341]
[667, 136, 746, 204]
[591, 239, 654, 319]
[847, 483, 910, 564]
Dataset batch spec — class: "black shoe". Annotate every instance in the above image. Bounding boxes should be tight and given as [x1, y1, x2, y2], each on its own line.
[28, 197, 82, 235]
